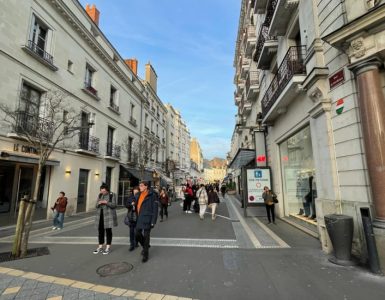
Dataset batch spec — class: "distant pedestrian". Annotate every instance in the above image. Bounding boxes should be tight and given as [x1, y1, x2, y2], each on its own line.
[51, 191, 68, 230]
[208, 187, 220, 220]
[197, 184, 208, 220]
[183, 184, 193, 213]
[125, 186, 139, 251]
[262, 186, 277, 224]
[220, 184, 227, 198]
[93, 184, 118, 255]
[135, 181, 158, 262]
[159, 187, 169, 222]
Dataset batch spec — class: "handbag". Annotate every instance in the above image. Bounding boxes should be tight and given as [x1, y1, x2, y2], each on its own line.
[123, 213, 130, 226]
[273, 196, 279, 204]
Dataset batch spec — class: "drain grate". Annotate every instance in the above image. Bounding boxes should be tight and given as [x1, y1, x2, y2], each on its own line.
[96, 262, 134, 277]
[0, 247, 50, 262]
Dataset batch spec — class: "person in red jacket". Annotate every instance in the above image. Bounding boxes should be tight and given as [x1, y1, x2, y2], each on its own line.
[51, 191, 68, 230]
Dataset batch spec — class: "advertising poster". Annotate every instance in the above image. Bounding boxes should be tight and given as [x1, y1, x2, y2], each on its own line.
[247, 168, 271, 204]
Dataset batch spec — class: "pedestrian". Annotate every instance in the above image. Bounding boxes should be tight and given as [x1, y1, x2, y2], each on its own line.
[262, 186, 277, 224]
[183, 184, 193, 213]
[93, 183, 118, 255]
[207, 186, 220, 220]
[51, 191, 68, 230]
[159, 187, 169, 222]
[220, 184, 227, 198]
[125, 186, 139, 251]
[197, 184, 208, 220]
[134, 181, 158, 262]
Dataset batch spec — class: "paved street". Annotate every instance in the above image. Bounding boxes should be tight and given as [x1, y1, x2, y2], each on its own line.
[1, 195, 385, 300]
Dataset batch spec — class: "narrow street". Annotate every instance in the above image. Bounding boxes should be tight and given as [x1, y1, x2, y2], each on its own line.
[1, 195, 384, 300]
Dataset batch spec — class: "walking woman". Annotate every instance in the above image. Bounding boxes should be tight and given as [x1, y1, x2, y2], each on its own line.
[207, 186, 220, 220]
[93, 184, 118, 255]
[197, 184, 208, 220]
[262, 186, 277, 224]
[159, 187, 169, 222]
[125, 186, 139, 251]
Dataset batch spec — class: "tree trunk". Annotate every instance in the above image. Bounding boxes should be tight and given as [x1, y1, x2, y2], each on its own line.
[11, 196, 28, 258]
[20, 163, 42, 258]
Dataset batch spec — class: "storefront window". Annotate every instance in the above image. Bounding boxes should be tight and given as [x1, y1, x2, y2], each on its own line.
[280, 126, 317, 221]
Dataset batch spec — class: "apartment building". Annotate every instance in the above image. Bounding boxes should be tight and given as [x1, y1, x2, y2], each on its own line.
[231, 0, 385, 270]
[0, 0, 175, 222]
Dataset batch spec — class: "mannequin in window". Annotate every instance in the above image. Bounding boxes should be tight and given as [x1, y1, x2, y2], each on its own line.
[296, 172, 310, 216]
[309, 175, 317, 220]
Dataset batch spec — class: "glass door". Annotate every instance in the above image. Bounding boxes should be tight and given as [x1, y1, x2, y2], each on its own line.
[118, 180, 131, 206]
[77, 169, 89, 212]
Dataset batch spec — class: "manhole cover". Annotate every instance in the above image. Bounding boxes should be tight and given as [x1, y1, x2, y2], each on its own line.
[96, 262, 133, 277]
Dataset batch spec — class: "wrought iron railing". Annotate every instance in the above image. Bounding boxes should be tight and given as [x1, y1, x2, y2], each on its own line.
[79, 133, 99, 153]
[109, 102, 119, 112]
[261, 46, 306, 117]
[106, 142, 121, 159]
[246, 71, 259, 93]
[15, 111, 53, 138]
[26, 40, 54, 65]
[264, 0, 278, 27]
[254, 24, 277, 63]
[84, 82, 98, 96]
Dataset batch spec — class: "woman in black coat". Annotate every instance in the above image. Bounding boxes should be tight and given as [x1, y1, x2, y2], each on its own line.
[124, 186, 139, 251]
[134, 181, 158, 262]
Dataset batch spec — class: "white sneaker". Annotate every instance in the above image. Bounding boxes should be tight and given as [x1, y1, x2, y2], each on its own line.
[52, 227, 57, 230]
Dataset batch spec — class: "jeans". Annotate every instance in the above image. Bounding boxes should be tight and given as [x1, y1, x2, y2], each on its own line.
[53, 211, 65, 229]
[199, 204, 207, 218]
[159, 203, 168, 219]
[265, 204, 275, 223]
[136, 228, 151, 257]
[209, 203, 217, 218]
[98, 210, 112, 245]
[129, 224, 136, 246]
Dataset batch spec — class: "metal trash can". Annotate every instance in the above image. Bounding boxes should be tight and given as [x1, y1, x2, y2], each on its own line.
[324, 214, 356, 266]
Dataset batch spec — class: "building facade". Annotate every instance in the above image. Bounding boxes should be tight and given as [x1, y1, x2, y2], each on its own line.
[0, 0, 184, 223]
[231, 0, 385, 270]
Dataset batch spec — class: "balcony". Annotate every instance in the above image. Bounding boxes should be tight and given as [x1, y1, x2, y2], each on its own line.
[268, 0, 299, 36]
[239, 99, 252, 116]
[254, 0, 269, 14]
[254, 24, 278, 69]
[234, 91, 242, 105]
[261, 46, 306, 122]
[245, 25, 257, 56]
[11, 111, 53, 140]
[82, 83, 99, 100]
[105, 142, 121, 160]
[144, 127, 150, 134]
[76, 133, 99, 156]
[240, 57, 251, 78]
[129, 117, 137, 127]
[245, 71, 260, 100]
[108, 102, 120, 114]
[237, 79, 245, 95]
[22, 40, 58, 71]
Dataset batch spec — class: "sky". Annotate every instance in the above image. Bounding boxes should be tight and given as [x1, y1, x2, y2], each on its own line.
[78, 0, 240, 159]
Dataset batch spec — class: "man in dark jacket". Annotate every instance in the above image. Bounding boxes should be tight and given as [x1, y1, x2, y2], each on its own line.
[134, 181, 158, 262]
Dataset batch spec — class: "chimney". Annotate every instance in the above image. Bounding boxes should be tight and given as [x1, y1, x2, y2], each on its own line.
[85, 4, 100, 26]
[124, 59, 138, 75]
[145, 62, 158, 93]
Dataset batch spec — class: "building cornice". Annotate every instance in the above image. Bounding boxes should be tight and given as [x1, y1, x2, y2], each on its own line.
[49, 0, 147, 102]
[322, 3, 385, 49]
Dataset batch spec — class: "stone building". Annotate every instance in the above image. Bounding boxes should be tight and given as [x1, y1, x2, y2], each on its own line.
[230, 0, 385, 271]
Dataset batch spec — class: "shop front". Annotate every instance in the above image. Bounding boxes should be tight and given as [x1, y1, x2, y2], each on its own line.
[279, 126, 317, 226]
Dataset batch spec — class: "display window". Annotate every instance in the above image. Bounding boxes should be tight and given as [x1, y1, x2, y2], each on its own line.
[279, 126, 317, 223]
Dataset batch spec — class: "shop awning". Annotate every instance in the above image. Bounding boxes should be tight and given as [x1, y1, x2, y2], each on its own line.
[0, 151, 60, 166]
[119, 165, 153, 182]
[228, 148, 255, 170]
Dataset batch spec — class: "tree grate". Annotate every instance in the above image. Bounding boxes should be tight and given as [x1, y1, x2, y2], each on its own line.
[0, 247, 50, 262]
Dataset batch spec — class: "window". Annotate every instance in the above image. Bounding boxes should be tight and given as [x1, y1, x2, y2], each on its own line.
[109, 85, 118, 111]
[151, 119, 154, 133]
[127, 136, 133, 162]
[145, 114, 149, 129]
[156, 124, 159, 137]
[84, 64, 97, 96]
[17, 83, 42, 135]
[106, 126, 114, 156]
[130, 103, 135, 119]
[67, 60, 73, 73]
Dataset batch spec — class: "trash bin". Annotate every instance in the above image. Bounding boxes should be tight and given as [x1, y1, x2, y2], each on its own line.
[324, 214, 356, 266]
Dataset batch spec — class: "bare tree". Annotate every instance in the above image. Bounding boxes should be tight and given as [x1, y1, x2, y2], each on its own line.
[122, 134, 158, 180]
[0, 89, 85, 258]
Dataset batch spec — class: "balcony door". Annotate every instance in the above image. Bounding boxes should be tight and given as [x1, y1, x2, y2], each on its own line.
[77, 169, 89, 212]
[79, 112, 90, 150]
[106, 126, 114, 156]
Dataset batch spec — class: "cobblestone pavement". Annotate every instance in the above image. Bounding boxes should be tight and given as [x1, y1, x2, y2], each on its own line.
[0, 267, 190, 300]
